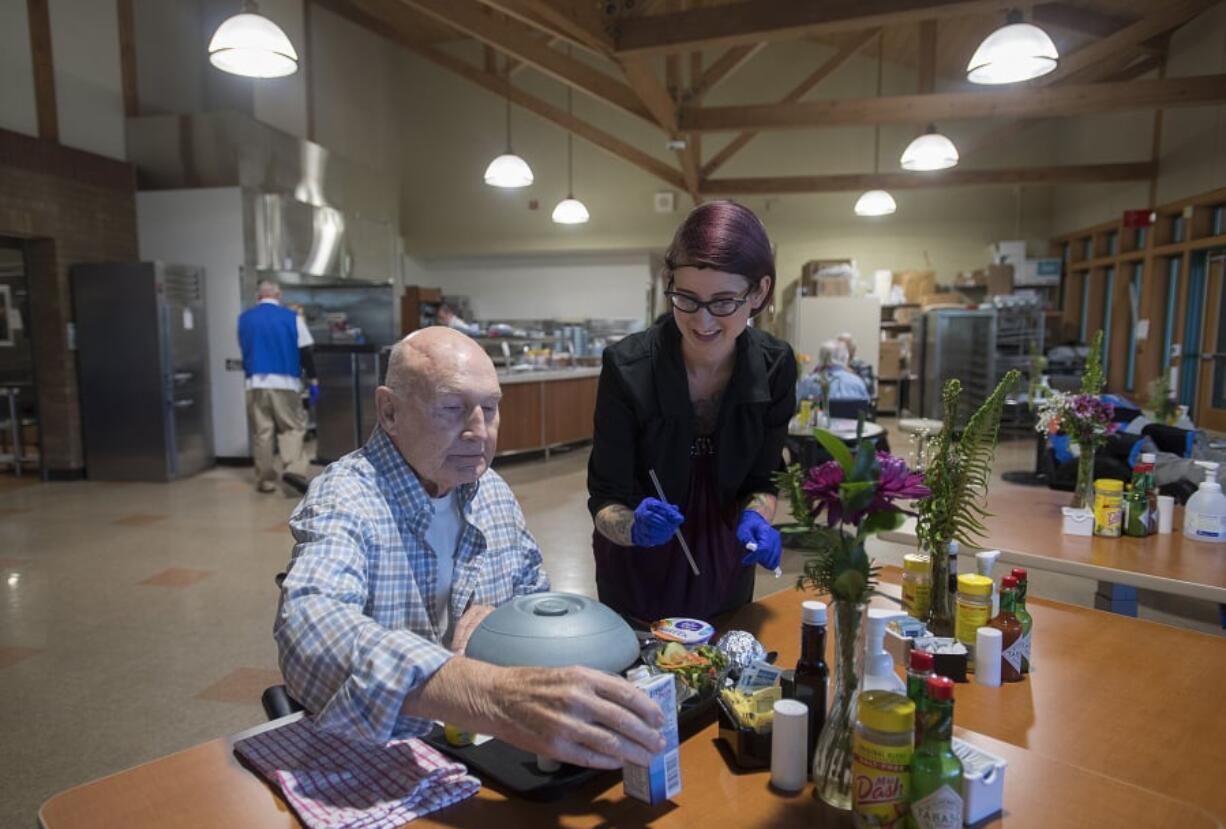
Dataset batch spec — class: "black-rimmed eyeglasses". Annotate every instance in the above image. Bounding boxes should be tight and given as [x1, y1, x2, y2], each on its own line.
[665, 286, 753, 317]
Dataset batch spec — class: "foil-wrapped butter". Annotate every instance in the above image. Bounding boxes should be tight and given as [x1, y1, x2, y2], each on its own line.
[715, 630, 767, 677]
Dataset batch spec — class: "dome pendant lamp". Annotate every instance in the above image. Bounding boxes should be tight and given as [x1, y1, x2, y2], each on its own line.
[967, 9, 1059, 85]
[552, 68, 589, 225]
[855, 33, 895, 217]
[484, 75, 534, 188]
[901, 124, 960, 171]
[208, 0, 298, 79]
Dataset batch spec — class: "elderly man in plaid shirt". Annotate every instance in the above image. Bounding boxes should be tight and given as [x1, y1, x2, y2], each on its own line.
[275, 327, 664, 769]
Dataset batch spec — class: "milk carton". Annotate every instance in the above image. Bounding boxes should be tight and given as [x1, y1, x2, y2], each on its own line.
[623, 673, 681, 804]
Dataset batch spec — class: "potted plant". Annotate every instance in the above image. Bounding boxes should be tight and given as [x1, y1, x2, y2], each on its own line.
[774, 425, 928, 809]
[916, 370, 1021, 636]
[1034, 331, 1114, 508]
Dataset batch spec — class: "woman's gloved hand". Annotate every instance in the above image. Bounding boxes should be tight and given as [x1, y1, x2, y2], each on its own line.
[737, 511, 782, 569]
[631, 498, 685, 547]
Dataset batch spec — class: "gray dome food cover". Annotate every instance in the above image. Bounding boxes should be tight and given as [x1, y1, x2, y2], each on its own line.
[465, 592, 640, 674]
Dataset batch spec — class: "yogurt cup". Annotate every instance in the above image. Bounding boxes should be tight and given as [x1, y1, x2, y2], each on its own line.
[651, 617, 715, 647]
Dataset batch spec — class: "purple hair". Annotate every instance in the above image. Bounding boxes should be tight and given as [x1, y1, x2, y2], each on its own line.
[664, 200, 776, 315]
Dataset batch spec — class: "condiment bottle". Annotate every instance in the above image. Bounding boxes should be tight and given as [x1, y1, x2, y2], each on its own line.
[794, 600, 829, 763]
[852, 691, 915, 829]
[1093, 479, 1124, 537]
[902, 554, 932, 620]
[954, 574, 993, 670]
[908, 676, 964, 829]
[1123, 485, 1149, 537]
[987, 576, 1024, 683]
[906, 649, 934, 744]
[1010, 567, 1033, 674]
[1140, 453, 1159, 535]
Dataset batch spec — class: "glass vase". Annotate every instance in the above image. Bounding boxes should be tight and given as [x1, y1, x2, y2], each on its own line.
[811, 599, 866, 810]
[1073, 441, 1095, 509]
[925, 539, 956, 637]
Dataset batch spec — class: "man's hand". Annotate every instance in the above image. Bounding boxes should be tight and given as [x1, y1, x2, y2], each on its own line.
[402, 657, 665, 769]
[449, 604, 495, 654]
[490, 665, 666, 769]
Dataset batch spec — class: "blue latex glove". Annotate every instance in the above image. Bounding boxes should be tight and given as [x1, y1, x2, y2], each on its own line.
[631, 497, 685, 547]
[308, 382, 320, 406]
[738, 510, 782, 570]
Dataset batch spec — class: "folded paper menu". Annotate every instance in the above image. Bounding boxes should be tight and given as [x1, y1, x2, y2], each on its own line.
[234, 716, 480, 829]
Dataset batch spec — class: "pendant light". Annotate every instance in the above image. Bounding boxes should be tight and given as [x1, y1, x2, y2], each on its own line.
[208, 1, 298, 79]
[552, 54, 590, 224]
[901, 124, 959, 171]
[484, 71, 534, 188]
[855, 33, 895, 217]
[967, 9, 1059, 85]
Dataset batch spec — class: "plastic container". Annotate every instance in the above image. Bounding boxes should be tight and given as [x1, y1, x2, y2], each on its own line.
[1183, 461, 1226, 543]
[1092, 479, 1124, 537]
[861, 607, 909, 694]
[951, 737, 1007, 824]
[651, 617, 716, 646]
[852, 691, 915, 827]
[902, 554, 932, 619]
[954, 574, 993, 669]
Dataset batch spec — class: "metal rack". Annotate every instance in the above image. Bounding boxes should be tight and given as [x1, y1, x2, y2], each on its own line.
[916, 308, 997, 425]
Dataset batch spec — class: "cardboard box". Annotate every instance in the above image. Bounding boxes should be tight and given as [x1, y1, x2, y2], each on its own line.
[878, 339, 903, 380]
[921, 291, 968, 309]
[893, 306, 921, 326]
[895, 270, 936, 304]
[877, 383, 899, 412]
[985, 263, 1014, 296]
[801, 260, 855, 297]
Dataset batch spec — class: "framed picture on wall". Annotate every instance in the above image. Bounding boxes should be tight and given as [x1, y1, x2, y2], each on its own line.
[0, 285, 12, 347]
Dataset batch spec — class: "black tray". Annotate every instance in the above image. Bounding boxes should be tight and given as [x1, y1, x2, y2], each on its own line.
[422, 691, 720, 801]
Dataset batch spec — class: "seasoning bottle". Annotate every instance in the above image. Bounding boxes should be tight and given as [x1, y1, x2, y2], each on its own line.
[987, 576, 1024, 683]
[1093, 479, 1124, 537]
[1010, 568, 1033, 674]
[954, 574, 993, 670]
[794, 600, 829, 763]
[906, 649, 934, 744]
[902, 554, 932, 620]
[1140, 453, 1158, 536]
[1123, 485, 1149, 537]
[852, 691, 915, 829]
[908, 676, 964, 829]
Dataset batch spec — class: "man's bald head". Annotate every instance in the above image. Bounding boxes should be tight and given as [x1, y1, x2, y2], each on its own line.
[257, 279, 281, 300]
[376, 327, 502, 496]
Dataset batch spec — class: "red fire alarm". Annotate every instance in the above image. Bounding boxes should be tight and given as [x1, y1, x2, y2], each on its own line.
[1122, 209, 1156, 228]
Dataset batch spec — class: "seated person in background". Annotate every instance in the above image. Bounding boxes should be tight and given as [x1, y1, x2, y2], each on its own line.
[837, 331, 876, 398]
[275, 327, 664, 768]
[436, 302, 481, 335]
[796, 339, 870, 402]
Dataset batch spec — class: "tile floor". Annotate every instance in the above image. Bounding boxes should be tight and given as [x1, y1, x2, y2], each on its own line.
[1, 422, 1221, 827]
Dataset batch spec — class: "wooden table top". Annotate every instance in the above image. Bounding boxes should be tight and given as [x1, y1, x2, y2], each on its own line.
[883, 483, 1226, 603]
[40, 578, 1226, 828]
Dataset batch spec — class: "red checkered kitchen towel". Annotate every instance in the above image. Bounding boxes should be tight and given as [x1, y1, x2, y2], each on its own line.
[234, 717, 480, 829]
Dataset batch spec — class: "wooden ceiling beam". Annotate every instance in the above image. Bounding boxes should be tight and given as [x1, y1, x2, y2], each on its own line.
[618, 55, 698, 199]
[916, 19, 937, 95]
[689, 43, 765, 101]
[474, 0, 613, 55]
[393, 0, 653, 123]
[700, 162, 1157, 195]
[701, 27, 877, 177]
[614, 0, 1003, 56]
[679, 74, 1226, 132]
[1045, 0, 1217, 84]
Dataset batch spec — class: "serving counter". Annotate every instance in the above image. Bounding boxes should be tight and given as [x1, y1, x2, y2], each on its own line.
[494, 368, 600, 456]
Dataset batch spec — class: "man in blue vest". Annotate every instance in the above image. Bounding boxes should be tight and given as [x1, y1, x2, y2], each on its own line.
[238, 280, 318, 493]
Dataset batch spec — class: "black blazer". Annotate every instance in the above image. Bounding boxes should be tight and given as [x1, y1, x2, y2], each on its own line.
[587, 318, 797, 519]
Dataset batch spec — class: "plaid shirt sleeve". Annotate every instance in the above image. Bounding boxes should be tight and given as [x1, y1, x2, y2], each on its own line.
[275, 499, 454, 745]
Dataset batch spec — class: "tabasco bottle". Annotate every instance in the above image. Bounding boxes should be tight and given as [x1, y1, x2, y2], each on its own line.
[908, 676, 963, 829]
[906, 649, 934, 744]
[794, 600, 829, 762]
[1010, 568, 1034, 674]
[988, 576, 1025, 683]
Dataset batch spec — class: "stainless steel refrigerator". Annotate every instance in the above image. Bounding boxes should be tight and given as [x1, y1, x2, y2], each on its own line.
[72, 262, 214, 481]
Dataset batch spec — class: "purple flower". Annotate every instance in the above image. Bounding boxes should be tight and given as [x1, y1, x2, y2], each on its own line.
[802, 461, 845, 527]
[873, 453, 931, 510]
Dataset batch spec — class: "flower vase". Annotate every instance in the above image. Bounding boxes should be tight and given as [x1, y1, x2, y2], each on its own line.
[811, 599, 866, 810]
[925, 540, 956, 637]
[1073, 441, 1095, 509]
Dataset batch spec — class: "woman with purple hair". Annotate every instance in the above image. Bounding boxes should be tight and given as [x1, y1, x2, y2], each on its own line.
[587, 201, 798, 624]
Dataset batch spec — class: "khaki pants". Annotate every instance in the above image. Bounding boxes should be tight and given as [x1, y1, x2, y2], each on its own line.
[246, 388, 307, 485]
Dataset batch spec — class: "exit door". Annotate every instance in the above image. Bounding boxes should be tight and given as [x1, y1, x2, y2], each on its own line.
[1195, 253, 1226, 432]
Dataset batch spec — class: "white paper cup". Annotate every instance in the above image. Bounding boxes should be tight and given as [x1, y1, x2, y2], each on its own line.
[1157, 495, 1175, 534]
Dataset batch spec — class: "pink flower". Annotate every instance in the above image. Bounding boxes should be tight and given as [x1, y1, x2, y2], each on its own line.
[802, 461, 845, 527]
[874, 453, 931, 510]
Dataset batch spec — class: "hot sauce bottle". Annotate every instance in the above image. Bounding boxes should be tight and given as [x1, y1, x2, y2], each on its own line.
[987, 576, 1024, 683]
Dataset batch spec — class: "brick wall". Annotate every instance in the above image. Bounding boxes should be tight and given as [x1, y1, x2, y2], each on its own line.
[0, 128, 138, 474]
